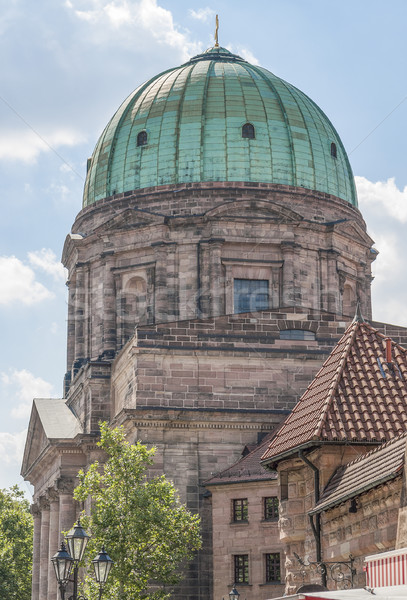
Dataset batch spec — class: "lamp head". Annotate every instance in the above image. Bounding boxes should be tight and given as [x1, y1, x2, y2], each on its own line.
[92, 546, 114, 586]
[51, 541, 74, 586]
[66, 518, 90, 562]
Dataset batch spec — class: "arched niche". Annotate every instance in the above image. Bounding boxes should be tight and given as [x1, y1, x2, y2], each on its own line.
[117, 275, 149, 346]
[342, 282, 356, 317]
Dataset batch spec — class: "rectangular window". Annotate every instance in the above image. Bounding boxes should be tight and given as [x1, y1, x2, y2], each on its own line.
[232, 498, 248, 522]
[234, 554, 249, 584]
[233, 279, 269, 314]
[265, 553, 281, 583]
[264, 496, 279, 520]
[280, 471, 288, 501]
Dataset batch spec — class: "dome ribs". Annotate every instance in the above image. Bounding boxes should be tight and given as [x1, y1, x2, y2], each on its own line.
[83, 48, 358, 207]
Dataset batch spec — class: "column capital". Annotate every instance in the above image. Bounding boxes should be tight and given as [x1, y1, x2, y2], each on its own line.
[38, 495, 50, 511]
[48, 488, 60, 504]
[31, 503, 41, 518]
[56, 477, 75, 495]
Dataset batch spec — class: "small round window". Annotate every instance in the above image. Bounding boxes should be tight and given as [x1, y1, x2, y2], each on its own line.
[242, 123, 255, 139]
[137, 131, 148, 147]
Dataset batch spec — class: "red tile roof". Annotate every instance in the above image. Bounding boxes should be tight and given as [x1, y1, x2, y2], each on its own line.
[262, 320, 407, 465]
[310, 432, 407, 514]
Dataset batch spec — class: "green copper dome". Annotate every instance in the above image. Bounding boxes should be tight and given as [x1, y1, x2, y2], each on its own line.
[83, 47, 357, 207]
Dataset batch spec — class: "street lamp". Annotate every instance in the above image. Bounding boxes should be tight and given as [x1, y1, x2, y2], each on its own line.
[229, 584, 240, 600]
[66, 519, 91, 599]
[66, 518, 90, 562]
[92, 546, 114, 600]
[51, 542, 74, 600]
[51, 519, 113, 600]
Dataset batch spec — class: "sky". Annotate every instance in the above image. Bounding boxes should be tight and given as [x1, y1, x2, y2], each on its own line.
[0, 0, 407, 497]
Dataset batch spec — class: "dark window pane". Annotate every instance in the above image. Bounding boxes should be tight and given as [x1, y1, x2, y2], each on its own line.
[242, 123, 255, 139]
[234, 279, 269, 314]
[265, 553, 281, 582]
[232, 498, 248, 521]
[280, 329, 315, 341]
[234, 555, 249, 583]
[331, 142, 337, 158]
[280, 471, 288, 501]
[137, 131, 148, 146]
[264, 496, 279, 520]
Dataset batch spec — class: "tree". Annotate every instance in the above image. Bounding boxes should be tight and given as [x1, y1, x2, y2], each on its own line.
[74, 423, 202, 600]
[0, 485, 33, 600]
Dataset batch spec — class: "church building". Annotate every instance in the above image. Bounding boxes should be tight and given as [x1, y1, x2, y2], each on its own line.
[21, 38, 403, 600]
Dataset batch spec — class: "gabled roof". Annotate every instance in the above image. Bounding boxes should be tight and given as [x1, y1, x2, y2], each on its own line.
[310, 432, 407, 514]
[204, 432, 277, 486]
[21, 398, 82, 479]
[34, 398, 82, 439]
[262, 320, 407, 465]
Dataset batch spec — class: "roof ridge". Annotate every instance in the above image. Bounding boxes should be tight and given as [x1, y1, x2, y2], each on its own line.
[314, 320, 359, 438]
[339, 431, 407, 468]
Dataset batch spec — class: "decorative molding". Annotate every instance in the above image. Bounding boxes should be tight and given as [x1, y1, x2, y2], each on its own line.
[133, 419, 272, 431]
[31, 503, 41, 518]
[39, 495, 50, 511]
[57, 477, 75, 494]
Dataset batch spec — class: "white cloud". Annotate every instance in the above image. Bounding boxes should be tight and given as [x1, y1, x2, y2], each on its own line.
[0, 128, 86, 163]
[0, 430, 27, 465]
[50, 322, 59, 335]
[356, 175, 407, 327]
[228, 45, 260, 65]
[356, 176, 407, 223]
[28, 249, 67, 282]
[0, 256, 54, 305]
[189, 8, 215, 22]
[2, 369, 55, 419]
[370, 233, 403, 283]
[65, 0, 202, 59]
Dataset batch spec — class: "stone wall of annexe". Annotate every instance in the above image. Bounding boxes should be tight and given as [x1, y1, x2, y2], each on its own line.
[275, 451, 403, 594]
[110, 309, 349, 418]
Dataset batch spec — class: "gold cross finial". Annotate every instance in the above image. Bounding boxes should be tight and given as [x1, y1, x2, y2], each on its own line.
[214, 14, 219, 47]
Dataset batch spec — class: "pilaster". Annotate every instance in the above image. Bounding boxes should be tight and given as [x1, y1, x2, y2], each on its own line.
[31, 503, 41, 600]
[57, 478, 77, 540]
[38, 496, 50, 600]
[102, 254, 117, 355]
[47, 489, 60, 600]
[282, 241, 301, 306]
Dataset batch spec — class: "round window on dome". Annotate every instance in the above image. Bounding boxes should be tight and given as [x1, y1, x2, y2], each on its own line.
[242, 123, 255, 139]
[137, 130, 148, 147]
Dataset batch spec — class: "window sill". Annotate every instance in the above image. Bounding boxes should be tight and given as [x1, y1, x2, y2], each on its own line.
[230, 520, 249, 525]
[261, 518, 279, 524]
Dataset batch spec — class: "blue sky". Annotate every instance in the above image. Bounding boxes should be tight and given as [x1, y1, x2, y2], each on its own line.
[1, 0, 406, 496]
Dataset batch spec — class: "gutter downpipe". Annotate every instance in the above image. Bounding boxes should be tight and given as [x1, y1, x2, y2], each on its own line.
[298, 449, 327, 589]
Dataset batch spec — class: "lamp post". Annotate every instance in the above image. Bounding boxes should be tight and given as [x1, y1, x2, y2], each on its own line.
[92, 546, 114, 600]
[229, 584, 240, 600]
[51, 542, 74, 600]
[66, 519, 90, 600]
[51, 519, 113, 600]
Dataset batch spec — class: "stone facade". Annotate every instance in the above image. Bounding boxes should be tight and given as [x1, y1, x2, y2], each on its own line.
[62, 183, 375, 383]
[273, 448, 403, 594]
[208, 480, 285, 600]
[23, 179, 379, 600]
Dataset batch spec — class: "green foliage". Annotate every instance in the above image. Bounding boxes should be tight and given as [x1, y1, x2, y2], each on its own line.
[0, 486, 33, 600]
[74, 423, 202, 600]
